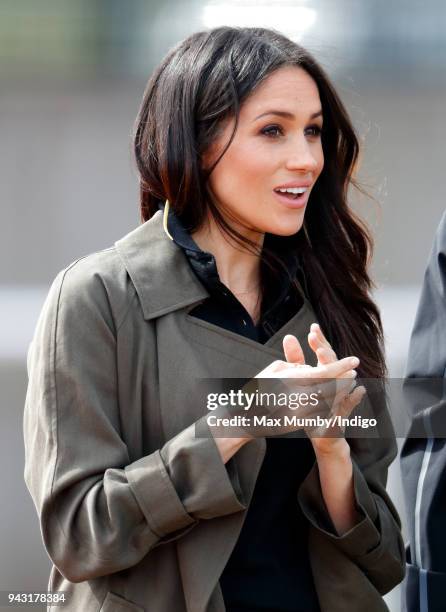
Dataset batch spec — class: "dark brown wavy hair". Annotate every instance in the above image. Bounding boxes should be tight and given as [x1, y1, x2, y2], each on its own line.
[133, 26, 385, 379]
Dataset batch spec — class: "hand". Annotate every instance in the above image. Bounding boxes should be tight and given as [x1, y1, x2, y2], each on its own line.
[249, 338, 359, 439]
[283, 324, 366, 455]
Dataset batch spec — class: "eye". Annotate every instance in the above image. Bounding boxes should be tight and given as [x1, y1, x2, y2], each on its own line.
[261, 124, 323, 139]
[261, 124, 284, 138]
[305, 124, 323, 137]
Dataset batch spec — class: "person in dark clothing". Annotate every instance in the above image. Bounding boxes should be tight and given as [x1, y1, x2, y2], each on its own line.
[400, 210, 446, 612]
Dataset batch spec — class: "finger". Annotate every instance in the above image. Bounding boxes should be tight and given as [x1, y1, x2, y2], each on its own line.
[283, 334, 306, 366]
[315, 346, 336, 366]
[317, 377, 355, 408]
[308, 332, 325, 356]
[310, 323, 337, 355]
[330, 381, 353, 413]
[280, 370, 357, 401]
[308, 329, 337, 366]
[297, 367, 357, 389]
[283, 374, 354, 404]
[316, 356, 359, 379]
[336, 385, 366, 418]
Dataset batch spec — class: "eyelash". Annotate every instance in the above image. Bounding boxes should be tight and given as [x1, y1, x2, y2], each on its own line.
[261, 124, 323, 138]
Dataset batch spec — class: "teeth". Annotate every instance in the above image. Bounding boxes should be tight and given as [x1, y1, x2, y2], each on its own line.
[276, 187, 307, 194]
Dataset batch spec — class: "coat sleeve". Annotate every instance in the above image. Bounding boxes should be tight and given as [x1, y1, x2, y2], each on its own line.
[297, 385, 406, 595]
[23, 262, 247, 584]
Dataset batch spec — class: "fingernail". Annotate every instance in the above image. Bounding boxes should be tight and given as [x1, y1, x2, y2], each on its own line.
[350, 357, 360, 367]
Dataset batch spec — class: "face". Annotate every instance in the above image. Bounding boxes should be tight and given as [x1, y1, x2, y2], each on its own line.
[202, 65, 324, 239]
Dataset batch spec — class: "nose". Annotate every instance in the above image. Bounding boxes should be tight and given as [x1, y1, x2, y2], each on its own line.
[284, 136, 320, 174]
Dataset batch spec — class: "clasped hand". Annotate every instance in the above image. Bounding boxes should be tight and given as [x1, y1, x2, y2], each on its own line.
[254, 323, 366, 455]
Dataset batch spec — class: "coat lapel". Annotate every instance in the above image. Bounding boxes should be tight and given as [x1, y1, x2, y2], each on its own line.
[115, 210, 210, 320]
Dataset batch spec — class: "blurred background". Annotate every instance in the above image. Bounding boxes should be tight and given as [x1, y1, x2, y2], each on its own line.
[1, 0, 445, 610]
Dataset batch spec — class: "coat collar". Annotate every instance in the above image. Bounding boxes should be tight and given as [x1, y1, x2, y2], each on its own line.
[115, 208, 306, 324]
[158, 200, 304, 323]
[115, 210, 210, 321]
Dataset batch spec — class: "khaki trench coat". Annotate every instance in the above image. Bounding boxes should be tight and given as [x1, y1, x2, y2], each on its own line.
[23, 210, 405, 612]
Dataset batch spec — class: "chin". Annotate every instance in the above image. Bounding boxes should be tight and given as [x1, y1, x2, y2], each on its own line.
[265, 218, 305, 237]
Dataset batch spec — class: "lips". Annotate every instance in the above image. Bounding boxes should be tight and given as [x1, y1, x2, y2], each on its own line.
[273, 188, 309, 209]
[273, 180, 312, 190]
[274, 189, 306, 200]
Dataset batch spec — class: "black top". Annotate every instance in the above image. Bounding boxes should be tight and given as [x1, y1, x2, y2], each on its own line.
[159, 202, 320, 612]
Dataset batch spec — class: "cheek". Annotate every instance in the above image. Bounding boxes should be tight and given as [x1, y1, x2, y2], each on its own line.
[209, 145, 270, 197]
[228, 140, 271, 178]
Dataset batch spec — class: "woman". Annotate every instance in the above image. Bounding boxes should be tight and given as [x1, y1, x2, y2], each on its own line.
[24, 26, 405, 612]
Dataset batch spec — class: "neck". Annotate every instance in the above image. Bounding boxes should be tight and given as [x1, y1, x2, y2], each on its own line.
[191, 213, 264, 294]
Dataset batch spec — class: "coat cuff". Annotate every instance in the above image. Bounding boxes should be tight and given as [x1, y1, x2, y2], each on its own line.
[125, 449, 198, 539]
[158, 413, 247, 521]
[297, 457, 381, 559]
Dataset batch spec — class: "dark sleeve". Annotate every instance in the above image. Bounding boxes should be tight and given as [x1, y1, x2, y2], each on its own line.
[23, 263, 246, 584]
[405, 211, 446, 380]
[400, 211, 446, 607]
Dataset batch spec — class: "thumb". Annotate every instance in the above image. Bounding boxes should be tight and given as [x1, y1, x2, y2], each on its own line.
[283, 334, 306, 365]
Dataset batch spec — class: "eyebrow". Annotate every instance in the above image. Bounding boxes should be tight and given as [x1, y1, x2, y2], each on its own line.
[253, 109, 323, 122]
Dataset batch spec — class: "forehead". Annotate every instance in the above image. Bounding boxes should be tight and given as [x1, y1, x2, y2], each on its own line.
[241, 65, 321, 116]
